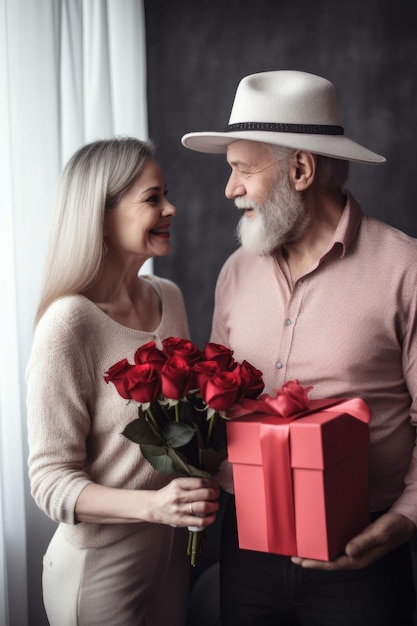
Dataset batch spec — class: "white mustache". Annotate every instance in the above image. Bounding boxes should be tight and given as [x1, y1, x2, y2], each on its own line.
[235, 197, 258, 211]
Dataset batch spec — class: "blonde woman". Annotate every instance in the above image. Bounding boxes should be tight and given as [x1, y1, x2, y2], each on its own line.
[27, 137, 219, 626]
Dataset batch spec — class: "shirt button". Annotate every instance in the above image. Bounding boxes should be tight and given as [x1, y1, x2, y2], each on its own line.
[276, 362, 283, 369]
[286, 319, 292, 326]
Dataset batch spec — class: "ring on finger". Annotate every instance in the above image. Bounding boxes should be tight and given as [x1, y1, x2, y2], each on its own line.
[189, 502, 194, 516]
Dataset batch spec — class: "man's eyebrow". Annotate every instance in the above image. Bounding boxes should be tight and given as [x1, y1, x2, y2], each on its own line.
[227, 158, 247, 167]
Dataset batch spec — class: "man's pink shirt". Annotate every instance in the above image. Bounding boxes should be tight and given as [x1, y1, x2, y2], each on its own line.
[211, 192, 417, 524]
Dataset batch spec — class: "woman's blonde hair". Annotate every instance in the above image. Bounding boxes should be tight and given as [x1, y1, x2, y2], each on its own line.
[35, 137, 155, 326]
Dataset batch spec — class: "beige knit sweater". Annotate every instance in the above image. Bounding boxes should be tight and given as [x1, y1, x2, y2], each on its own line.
[26, 276, 191, 548]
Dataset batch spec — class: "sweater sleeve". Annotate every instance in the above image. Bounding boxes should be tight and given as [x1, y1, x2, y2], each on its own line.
[26, 309, 94, 524]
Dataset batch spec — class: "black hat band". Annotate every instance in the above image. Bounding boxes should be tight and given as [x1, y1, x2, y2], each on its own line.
[226, 122, 344, 135]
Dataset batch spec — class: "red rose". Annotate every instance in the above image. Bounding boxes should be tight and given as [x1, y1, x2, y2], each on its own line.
[203, 370, 243, 411]
[134, 341, 166, 369]
[125, 363, 161, 403]
[238, 360, 265, 399]
[160, 356, 193, 400]
[161, 337, 203, 366]
[192, 361, 220, 396]
[104, 358, 133, 399]
[203, 342, 235, 369]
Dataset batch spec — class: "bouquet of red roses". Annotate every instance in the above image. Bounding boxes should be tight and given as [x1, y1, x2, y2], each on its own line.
[104, 337, 264, 565]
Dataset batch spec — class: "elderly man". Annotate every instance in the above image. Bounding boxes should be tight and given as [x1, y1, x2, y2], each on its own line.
[182, 70, 417, 625]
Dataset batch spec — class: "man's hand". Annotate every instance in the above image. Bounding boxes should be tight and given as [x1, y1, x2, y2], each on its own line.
[291, 511, 416, 570]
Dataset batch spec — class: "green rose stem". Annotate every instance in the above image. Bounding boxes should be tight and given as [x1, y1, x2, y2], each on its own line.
[167, 446, 206, 567]
[167, 447, 194, 476]
[145, 406, 160, 434]
[187, 526, 203, 567]
[206, 411, 217, 447]
[175, 402, 180, 422]
[142, 400, 218, 567]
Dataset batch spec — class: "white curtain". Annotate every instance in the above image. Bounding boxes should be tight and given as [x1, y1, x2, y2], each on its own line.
[0, 1, 149, 623]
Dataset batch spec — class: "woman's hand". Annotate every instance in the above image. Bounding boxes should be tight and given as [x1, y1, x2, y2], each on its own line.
[146, 477, 220, 528]
[74, 477, 220, 526]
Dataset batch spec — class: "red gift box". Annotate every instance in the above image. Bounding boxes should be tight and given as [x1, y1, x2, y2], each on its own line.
[226, 398, 371, 561]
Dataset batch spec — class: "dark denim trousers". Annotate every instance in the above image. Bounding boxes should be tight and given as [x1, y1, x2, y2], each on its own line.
[220, 496, 416, 626]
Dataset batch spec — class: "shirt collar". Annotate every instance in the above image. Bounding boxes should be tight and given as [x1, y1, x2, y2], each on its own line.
[328, 190, 364, 259]
[274, 190, 364, 277]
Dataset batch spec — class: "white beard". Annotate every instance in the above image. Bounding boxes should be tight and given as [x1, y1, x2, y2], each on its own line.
[235, 172, 309, 255]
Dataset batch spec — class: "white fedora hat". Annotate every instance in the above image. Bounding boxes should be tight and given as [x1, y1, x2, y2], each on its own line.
[182, 70, 386, 164]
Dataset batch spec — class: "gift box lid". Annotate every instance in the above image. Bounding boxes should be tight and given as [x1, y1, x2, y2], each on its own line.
[227, 410, 369, 470]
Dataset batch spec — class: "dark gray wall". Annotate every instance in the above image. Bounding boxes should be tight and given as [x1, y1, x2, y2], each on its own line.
[145, 0, 417, 349]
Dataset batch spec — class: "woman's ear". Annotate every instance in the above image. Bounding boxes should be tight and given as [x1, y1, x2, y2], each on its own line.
[290, 151, 316, 191]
